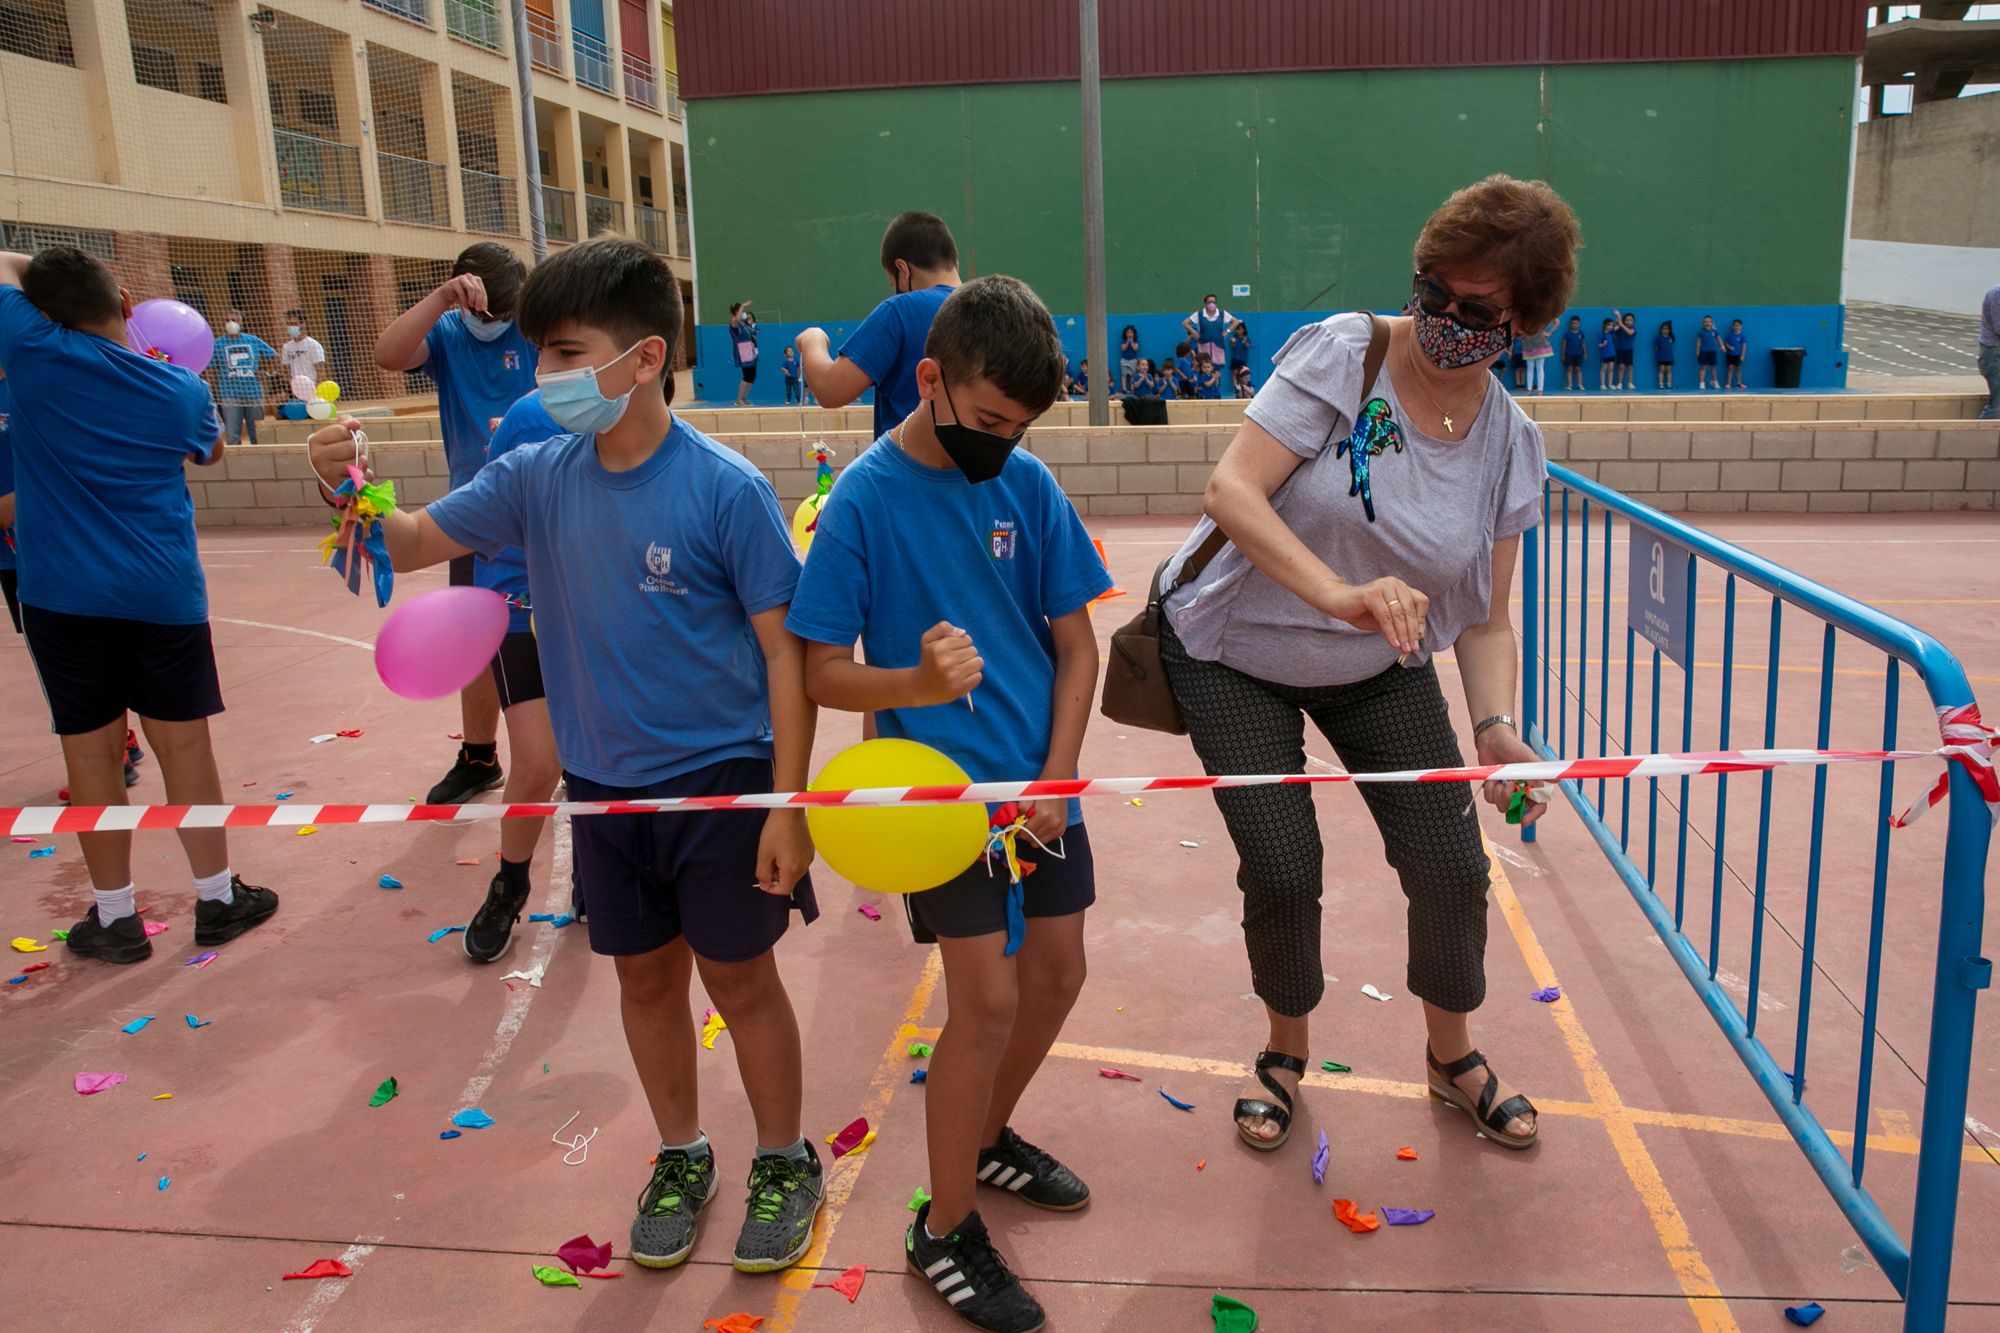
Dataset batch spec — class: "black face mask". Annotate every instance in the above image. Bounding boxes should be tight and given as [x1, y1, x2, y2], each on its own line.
[931, 381, 1023, 484]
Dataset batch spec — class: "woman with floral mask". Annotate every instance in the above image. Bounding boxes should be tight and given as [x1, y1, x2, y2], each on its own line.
[1155, 175, 1579, 1157]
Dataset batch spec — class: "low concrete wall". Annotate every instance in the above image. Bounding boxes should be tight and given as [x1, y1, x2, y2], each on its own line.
[187, 418, 1999, 528]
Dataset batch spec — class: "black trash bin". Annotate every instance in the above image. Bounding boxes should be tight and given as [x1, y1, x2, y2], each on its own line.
[1771, 347, 1806, 389]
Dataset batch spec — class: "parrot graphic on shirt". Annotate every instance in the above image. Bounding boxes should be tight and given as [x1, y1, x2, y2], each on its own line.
[1335, 397, 1405, 523]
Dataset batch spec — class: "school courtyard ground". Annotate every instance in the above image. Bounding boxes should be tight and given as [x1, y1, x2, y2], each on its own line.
[2, 510, 1998, 1331]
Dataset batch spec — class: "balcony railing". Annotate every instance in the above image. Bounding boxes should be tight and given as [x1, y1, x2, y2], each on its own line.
[461, 167, 519, 235]
[663, 69, 682, 120]
[585, 193, 623, 236]
[444, 0, 502, 50]
[542, 184, 578, 243]
[622, 51, 658, 108]
[673, 206, 689, 255]
[378, 151, 447, 226]
[362, 0, 430, 25]
[525, 9, 563, 73]
[275, 128, 366, 217]
[574, 30, 612, 94]
[635, 203, 669, 253]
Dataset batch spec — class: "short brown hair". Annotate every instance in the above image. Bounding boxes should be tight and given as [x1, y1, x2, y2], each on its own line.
[924, 275, 1066, 414]
[518, 236, 682, 403]
[1412, 175, 1580, 333]
[452, 241, 528, 318]
[881, 211, 958, 275]
[22, 245, 122, 329]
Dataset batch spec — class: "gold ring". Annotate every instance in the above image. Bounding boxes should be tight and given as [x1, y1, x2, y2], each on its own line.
[1386, 598, 1401, 607]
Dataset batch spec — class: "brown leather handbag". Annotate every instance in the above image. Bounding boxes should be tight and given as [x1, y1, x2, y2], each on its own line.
[1099, 314, 1388, 734]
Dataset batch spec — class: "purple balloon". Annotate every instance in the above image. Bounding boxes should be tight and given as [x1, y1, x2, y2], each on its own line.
[127, 299, 215, 372]
[374, 587, 509, 702]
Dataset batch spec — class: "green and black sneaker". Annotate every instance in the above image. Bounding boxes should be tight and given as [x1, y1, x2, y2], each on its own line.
[630, 1145, 717, 1269]
[731, 1140, 824, 1273]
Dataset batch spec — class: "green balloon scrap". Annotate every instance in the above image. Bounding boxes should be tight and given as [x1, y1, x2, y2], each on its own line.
[531, 1265, 581, 1288]
[1321, 1060, 1351, 1073]
[908, 1041, 934, 1058]
[1212, 1293, 1260, 1332]
[369, 1076, 398, 1107]
[908, 1186, 932, 1212]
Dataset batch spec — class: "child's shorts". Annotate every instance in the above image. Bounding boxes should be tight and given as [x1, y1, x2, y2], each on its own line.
[566, 759, 818, 961]
[1119, 358, 1139, 381]
[24, 606, 223, 734]
[1614, 350, 1635, 366]
[1, 569, 19, 634]
[1697, 352, 1718, 367]
[1562, 355, 1583, 369]
[490, 630, 545, 708]
[1726, 354, 1743, 367]
[907, 821, 1096, 942]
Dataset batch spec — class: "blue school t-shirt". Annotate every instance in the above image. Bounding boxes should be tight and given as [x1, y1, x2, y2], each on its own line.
[1228, 329, 1251, 364]
[1597, 331, 1615, 359]
[477, 391, 565, 635]
[1613, 324, 1636, 353]
[1723, 331, 1747, 356]
[0, 288, 219, 624]
[840, 284, 956, 440]
[429, 414, 800, 787]
[782, 357, 800, 382]
[0, 378, 14, 571]
[213, 333, 277, 402]
[1174, 355, 1195, 384]
[1653, 335, 1675, 361]
[1696, 328, 1722, 357]
[1197, 371, 1222, 399]
[421, 310, 539, 492]
[787, 439, 1113, 827]
[1562, 330, 1585, 359]
[1119, 333, 1140, 359]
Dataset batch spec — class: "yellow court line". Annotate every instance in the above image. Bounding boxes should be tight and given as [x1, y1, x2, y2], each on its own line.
[1485, 843, 1740, 1333]
[765, 948, 943, 1333]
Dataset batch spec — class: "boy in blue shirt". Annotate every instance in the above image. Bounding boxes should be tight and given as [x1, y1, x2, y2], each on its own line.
[781, 345, 801, 404]
[789, 276, 1110, 1333]
[1196, 353, 1222, 399]
[1227, 318, 1252, 381]
[0, 246, 279, 963]
[212, 311, 277, 445]
[1596, 318, 1617, 391]
[309, 237, 822, 1277]
[373, 242, 539, 809]
[1613, 310, 1638, 390]
[1561, 315, 1586, 391]
[1069, 358, 1090, 399]
[1695, 315, 1723, 390]
[1653, 320, 1677, 390]
[1723, 318, 1748, 389]
[1172, 340, 1196, 396]
[798, 211, 962, 439]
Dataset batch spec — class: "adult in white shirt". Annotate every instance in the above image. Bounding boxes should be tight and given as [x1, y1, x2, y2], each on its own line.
[280, 309, 327, 391]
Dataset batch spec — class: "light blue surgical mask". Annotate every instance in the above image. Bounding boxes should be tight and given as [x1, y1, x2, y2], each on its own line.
[462, 310, 512, 343]
[536, 340, 643, 435]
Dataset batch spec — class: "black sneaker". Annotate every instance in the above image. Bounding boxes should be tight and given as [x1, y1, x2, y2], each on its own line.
[122, 761, 139, 788]
[631, 1146, 718, 1269]
[64, 907, 152, 965]
[976, 1127, 1090, 1211]
[427, 747, 505, 805]
[907, 1203, 1046, 1332]
[462, 871, 531, 964]
[193, 876, 280, 946]
[732, 1141, 825, 1273]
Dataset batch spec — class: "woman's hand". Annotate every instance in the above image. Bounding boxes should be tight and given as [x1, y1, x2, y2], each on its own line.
[1323, 577, 1429, 656]
[308, 416, 373, 491]
[1474, 724, 1547, 827]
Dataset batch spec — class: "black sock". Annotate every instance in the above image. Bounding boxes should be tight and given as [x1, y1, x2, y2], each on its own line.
[498, 857, 530, 893]
[463, 742, 498, 764]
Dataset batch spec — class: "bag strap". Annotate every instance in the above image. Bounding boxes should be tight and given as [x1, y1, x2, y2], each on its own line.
[1160, 312, 1390, 601]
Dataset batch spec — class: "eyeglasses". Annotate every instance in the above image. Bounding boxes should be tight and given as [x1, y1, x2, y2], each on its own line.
[1411, 272, 1510, 332]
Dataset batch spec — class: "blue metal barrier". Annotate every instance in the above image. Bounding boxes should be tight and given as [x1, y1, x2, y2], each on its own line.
[1519, 464, 1991, 1332]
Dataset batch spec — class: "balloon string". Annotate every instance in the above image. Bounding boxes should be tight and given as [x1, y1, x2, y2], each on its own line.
[983, 818, 1065, 958]
[551, 1110, 597, 1166]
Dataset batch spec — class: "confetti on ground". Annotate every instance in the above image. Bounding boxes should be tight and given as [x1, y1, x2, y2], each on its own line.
[907, 1187, 931, 1211]
[531, 1265, 581, 1288]
[1360, 983, 1393, 1002]
[378, 875, 404, 890]
[451, 1107, 495, 1130]
[50, 929, 68, 941]
[910, 1070, 927, 1084]
[1530, 986, 1561, 1003]
[1321, 1061, 1352, 1073]
[455, 858, 481, 866]
[1333, 1198, 1381, 1234]
[22, 962, 48, 973]
[11, 937, 48, 952]
[309, 735, 338, 745]
[1784, 1304, 1826, 1328]
[152, 1093, 172, 1100]
[857, 903, 881, 921]
[295, 826, 318, 837]
[526, 913, 574, 928]
[27, 847, 54, 859]
[1382, 1208, 1434, 1226]
[1129, 797, 1145, 806]
[1159, 1090, 1196, 1112]
[185, 952, 218, 969]
[702, 1317, 765, 1333]
[700, 1009, 728, 1048]
[121, 1016, 157, 1034]
[1396, 1147, 1419, 1161]
[428, 926, 467, 943]
[907, 1041, 934, 1058]
[337, 729, 363, 738]
[557, 1235, 613, 1274]
[1312, 1129, 1330, 1184]
[184, 1014, 209, 1029]
[1196, 1159, 1207, 1172]
[157, 1176, 170, 1191]
[1178, 839, 1203, 848]
[369, 1077, 399, 1108]
[274, 792, 294, 801]
[10, 835, 36, 842]
[1099, 1067, 1143, 1081]
[826, 1117, 874, 1159]
[812, 1263, 866, 1302]
[136, 1152, 147, 1162]
[143, 921, 169, 937]
[500, 963, 546, 988]
[282, 1260, 353, 1280]
[1212, 1294, 1260, 1333]
[6, 976, 24, 985]
[439, 1130, 461, 1140]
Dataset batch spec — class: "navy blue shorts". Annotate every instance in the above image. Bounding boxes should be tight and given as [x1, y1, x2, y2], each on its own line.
[565, 758, 818, 960]
[908, 822, 1096, 942]
[490, 630, 544, 708]
[23, 605, 223, 735]
[1697, 352, 1718, 367]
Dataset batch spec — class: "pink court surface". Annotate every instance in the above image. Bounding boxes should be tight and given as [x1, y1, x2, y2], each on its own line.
[3, 512, 1998, 1332]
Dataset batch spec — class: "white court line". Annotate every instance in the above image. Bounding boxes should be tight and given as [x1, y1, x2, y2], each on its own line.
[212, 617, 375, 651]
[280, 1238, 382, 1333]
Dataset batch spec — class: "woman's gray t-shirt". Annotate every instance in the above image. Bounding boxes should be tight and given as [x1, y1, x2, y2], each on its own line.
[1163, 312, 1546, 689]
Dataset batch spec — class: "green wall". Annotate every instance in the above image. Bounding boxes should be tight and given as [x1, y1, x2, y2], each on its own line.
[687, 57, 1855, 326]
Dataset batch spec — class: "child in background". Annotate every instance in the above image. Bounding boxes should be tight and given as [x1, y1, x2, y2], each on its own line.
[1196, 354, 1222, 399]
[799, 212, 962, 440]
[1118, 325, 1140, 392]
[788, 276, 1110, 1333]
[1232, 363, 1254, 398]
[1069, 358, 1091, 399]
[1654, 321, 1676, 390]
[310, 236, 823, 1278]
[1172, 341, 1196, 397]
[280, 309, 326, 392]
[373, 242, 538, 808]
[1723, 319, 1748, 389]
[1509, 333, 1526, 391]
[1521, 320, 1553, 395]
[1127, 358, 1158, 398]
[213, 311, 277, 446]
[1227, 318, 1252, 382]
[781, 346, 802, 405]
[1561, 315, 1585, 391]
[1614, 311, 1638, 390]
[0, 246, 278, 964]
[1695, 315, 1723, 390]
[730, 301, 759, 406]
[1597, 318, 1617, 391]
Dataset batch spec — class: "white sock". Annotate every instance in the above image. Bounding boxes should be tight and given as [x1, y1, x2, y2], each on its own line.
[661, 1131, 709, 1158]
[193, 868, 234, 905]
[94, 884, 137, 923]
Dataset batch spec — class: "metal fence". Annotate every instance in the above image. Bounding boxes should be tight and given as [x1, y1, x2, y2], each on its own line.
[623, 50, 659, 108]
[585, 193, 623, 236]
[361, 0, 429, 25]
[460, 166, 517, 235]
[275, 128, 365, 216]
[573, 29, 612, 93]
[377, 151, 447, 226]
[543, 184, 578, 243]
[1519, 464, 1991, 1332]
[635, 202, 669, 253]
[525, 8, 563, 72]
[443, 0, 503, 50]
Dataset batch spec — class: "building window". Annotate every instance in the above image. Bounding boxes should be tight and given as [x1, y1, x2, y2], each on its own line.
[267, 77, 286, 118]
[132, 41, 181, 94]
[297, 87, 338, 133]
[0, 0, 76, 65]
[125, 0, 228, 104]
[0, 221, 115, 260]
[196, 58, 226, 103]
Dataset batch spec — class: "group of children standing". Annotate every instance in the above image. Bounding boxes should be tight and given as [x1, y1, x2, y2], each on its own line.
[1085, 302, 1256, 402]
[1525, 311, 1749, 393]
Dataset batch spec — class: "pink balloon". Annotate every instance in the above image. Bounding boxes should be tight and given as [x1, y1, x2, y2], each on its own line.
[374, 587, 509, 701]
[127, 299, 215, 372]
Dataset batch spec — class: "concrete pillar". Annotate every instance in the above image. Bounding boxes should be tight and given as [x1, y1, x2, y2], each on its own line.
[555, 104, 586, 240]
[329, 35, 384, 222]
[427, 66, 467, 231]
[251, 244, 302, 338]
[604, 122, 633, 236]
[349, 253, 401, 400]
[109, 232, 172, 301]
[66, 0, 147, 185]
[601, 0, 625, 96]
[214, 0, 278, 207]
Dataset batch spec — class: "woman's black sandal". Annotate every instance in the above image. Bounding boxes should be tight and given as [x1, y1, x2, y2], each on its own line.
[1234, 1050, 1306, 1151]
[1426, 1045, 1539, 1149]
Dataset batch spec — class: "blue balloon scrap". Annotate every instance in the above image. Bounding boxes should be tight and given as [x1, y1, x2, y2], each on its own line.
[1784, 1304, 1826, 1327]
[185, 1014, 210, 1029]
[378, 875, 404, 890]
[136, 1152, 147, 1162]
[439, 1130, 462, 1140]
[910, 1069, 927, 1084]
[527, 913, 575, 928]
[1382, 1208, 1435, 1226]
[28, 847, 54, 859]
[6, 975, 24, 985]
[274, 792, 294, 801]
[450, 1107, 495, 1130]
[1530, 987, 1561, 1003]
[1159, 1090, 1196, 1112]
[428, 925, 467, 944]
[122, 1016, 157, 1034]
[157, 1177, 170, 1191]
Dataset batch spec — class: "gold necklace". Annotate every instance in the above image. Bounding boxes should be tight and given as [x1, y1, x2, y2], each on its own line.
[1398, 341, 1483, 436]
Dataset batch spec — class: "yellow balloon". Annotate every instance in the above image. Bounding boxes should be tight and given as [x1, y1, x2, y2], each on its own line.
[805, 739, 989, 895]
[316, 380, 341, 402]
[791, 493, 825, 552]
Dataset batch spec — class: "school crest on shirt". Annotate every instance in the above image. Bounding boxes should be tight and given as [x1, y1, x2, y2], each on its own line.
[503, 350, 521, 371]
[640, 542, 687, 596]
[989, 521, 1018, 560]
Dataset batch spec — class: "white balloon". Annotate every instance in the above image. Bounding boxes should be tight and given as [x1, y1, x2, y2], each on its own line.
[306, 398, 334, 420]
[291, 374, 314, 400]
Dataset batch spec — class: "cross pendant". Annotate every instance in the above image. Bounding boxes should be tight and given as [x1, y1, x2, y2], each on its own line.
[1442, 414, 1454, 434]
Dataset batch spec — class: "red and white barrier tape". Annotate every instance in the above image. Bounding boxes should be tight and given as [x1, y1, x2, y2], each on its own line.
[1889, 703, 2000, 829]
[4, 742, 1991, 836]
